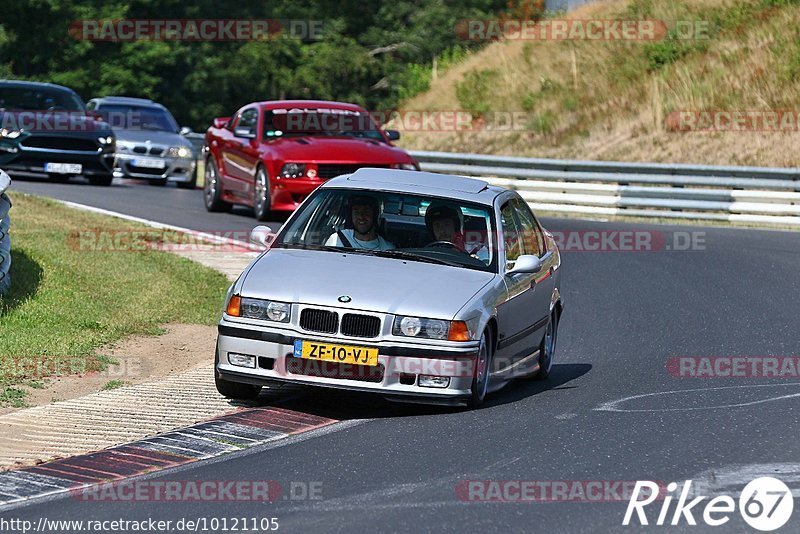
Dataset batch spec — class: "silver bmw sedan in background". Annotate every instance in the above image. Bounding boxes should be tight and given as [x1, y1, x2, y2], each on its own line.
[214, 168, 563, 408]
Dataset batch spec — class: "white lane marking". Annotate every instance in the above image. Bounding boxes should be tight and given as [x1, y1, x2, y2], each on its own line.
[594, 383, 800, 412]
[689, 463, 800, 498]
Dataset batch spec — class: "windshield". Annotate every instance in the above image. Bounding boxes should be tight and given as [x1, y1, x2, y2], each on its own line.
[96, 104, 179, 132]
[274, 188, 496, 272]
[263, 108, 385, 141]
[0, 86, 85, 111]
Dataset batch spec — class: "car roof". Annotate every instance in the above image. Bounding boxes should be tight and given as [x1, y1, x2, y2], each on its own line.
[322, 168, 506, 204]
[92, 96, 166, 109]
[0, 79, 78, 93]
[255, 100, 365, 112]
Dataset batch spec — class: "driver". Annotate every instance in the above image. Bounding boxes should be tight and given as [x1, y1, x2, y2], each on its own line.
[425, 203, 466, 250]
[325, 195, 395, 250]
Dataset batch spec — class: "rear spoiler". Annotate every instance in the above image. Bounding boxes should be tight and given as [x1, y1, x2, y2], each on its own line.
[212, 116, 231, 129]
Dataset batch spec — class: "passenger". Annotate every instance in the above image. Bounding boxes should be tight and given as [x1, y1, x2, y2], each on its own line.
[325, 195, 395, 250]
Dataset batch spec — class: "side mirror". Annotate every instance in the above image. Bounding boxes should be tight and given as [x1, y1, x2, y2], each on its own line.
[385, 130, 401, 141]
[250, 225, 276, 248]
[234, 127, 256, 139]
[179, 126, 193, 136]
[506, 254, 543, 275]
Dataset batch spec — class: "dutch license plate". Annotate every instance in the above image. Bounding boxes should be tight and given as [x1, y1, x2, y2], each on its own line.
[132, 157, 166, 169]
[294, 340, 378, 367]
[44, 162, 82, 174]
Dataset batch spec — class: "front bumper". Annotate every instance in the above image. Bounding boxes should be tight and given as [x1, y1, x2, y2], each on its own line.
[269, 177, 324, 212]
[0, 148, 115, 176]
[114, 154, 196, 182]
[215, 321, 480, 404]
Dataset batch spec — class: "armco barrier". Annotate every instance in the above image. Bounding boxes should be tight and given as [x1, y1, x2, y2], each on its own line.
[410, 151, 800, 226]
[0, 169, 10, 294]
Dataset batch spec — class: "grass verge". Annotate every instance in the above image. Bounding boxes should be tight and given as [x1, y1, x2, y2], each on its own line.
[0, 193, 231, 407]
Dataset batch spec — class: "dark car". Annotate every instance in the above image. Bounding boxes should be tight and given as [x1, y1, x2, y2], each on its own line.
[87, 96, 197, 188]
[203, 100, 419, 220]
[0, 80, 115, 185]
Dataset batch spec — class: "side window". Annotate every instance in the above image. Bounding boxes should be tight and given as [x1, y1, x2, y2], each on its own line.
[512, 198, 545, 257]
[239, 109, 258, 129]
[86, 100, 97, 111]
[500, 201, 523, 268]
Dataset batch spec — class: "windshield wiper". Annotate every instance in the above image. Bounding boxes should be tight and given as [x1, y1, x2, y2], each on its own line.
[371, 250, 462, 267]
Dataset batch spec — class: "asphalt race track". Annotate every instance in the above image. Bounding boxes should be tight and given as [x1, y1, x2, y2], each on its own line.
[5, 175, 800, 532]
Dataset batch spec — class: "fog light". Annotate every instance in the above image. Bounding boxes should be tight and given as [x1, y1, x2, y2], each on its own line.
[228, 352, 256, 368]
[419, 375, 450, 388]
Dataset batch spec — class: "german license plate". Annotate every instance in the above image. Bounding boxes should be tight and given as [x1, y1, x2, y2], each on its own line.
[44, 162, 82, 174]
[294, 340, 378, 366]
[132, 157, 166, 169]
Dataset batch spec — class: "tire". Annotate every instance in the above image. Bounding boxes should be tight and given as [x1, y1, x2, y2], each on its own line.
[253, 166, 271, 222]
[176, 165, 197, 189]
[215, 376, 261, 400]
[88, 174, 113, 186]
[467, 329, 493, 409]
[533, 311, 558, 381]
[204, 158, 231, 212]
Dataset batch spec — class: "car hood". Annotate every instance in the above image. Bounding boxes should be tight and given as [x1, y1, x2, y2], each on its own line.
[115, 129, 189, 146]
[239, 248, 496, 319]
[266, 136, 413, 164]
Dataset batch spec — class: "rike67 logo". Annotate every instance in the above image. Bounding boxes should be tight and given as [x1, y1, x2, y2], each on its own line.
[624, 477, 794, 531]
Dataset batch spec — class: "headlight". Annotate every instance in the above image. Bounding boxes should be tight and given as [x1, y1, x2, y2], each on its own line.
[280, 163, 305, 178]
[391, 163, 418, 171]
[236, 297, 291, 322]
[0, 128, 22, 139]
[392, 316, 472, 341]
[168, 146, 192, 158]
[98, 135, 114, 145]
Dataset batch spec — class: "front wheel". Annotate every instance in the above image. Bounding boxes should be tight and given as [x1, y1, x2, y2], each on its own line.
[215, 376, 261, 400]
[253, 166, 271, 221]
[533, 312, 558, 380]
[204, 158, 231, 212]
[467, 329, 493, 409]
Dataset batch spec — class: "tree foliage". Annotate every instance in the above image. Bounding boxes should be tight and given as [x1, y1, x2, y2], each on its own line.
[0, 0, 507, 129]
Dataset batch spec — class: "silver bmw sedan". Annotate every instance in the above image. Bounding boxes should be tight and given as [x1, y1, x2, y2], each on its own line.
[214, 168, 563, 408]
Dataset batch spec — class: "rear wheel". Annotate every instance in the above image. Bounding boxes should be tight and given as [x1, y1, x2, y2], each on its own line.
[533, 311, 558, 380]
[204, 158, 231, 212]
[253, 166, 271, 221]
[215, 376, 261, 400]
[467, 329, 493, 409]
[88, 174, 113, 186]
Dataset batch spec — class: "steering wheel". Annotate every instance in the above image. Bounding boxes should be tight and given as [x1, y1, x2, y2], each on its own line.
[425, 240, 461, 250]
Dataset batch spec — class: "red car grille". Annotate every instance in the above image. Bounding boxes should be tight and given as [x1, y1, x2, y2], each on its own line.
[285, 356, 384, 383]
[316, 164, 389, 180]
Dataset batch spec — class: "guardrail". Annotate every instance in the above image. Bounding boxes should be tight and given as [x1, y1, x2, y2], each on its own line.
[0, 169, 11, 294]
[410, 150, 800, 226]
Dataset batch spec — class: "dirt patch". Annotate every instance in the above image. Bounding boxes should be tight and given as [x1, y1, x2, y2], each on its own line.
[0, 323, 216, 415]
